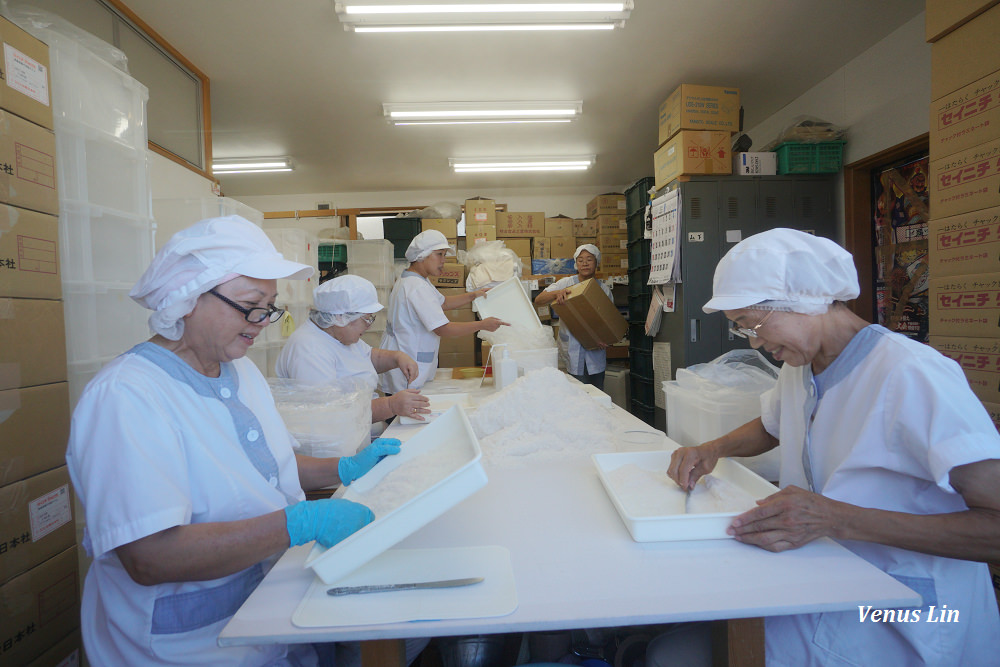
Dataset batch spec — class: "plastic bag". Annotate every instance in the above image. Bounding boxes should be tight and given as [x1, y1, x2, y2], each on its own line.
[268, 375, 375, 458]
[464, 240, 523, 290]
[675, 349, 779, 396]
[768, 115, 847, 148]
[397, 201, 463, 221]
[5, 4, 131, 73]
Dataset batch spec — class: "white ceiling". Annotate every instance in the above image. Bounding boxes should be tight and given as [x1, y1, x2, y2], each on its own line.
[114, 0, 923, 197]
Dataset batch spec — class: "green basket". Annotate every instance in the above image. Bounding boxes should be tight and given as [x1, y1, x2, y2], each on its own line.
[318, 243, 347, 263]
[775, 141, 845, 174]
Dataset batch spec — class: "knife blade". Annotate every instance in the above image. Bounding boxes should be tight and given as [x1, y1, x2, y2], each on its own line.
[327, 577, 484, 596]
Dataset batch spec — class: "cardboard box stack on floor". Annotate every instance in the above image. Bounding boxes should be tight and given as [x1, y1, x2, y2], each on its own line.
[0, 17, 82, 664]
[436, 286, 479, 368]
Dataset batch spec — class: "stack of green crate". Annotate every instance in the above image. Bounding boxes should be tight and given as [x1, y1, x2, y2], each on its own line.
[624, 177, 656, 426]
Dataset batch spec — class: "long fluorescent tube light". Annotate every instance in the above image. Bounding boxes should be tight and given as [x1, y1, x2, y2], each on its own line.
[449, 156, 594, 173]
[344, 4, 628, 14]
[337, 2, 631, 32]
[212, 158, 293, 174]
[354, 23, 616, 32]
[383, 101, 581, 125]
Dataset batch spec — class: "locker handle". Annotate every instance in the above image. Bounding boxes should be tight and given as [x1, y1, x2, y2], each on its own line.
[689, 318, 700, 343]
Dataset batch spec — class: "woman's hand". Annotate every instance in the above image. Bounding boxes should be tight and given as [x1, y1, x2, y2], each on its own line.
[388, 388, 430, 419]
[727, 485, 845, 552]
[667, 443, 720, 492]
[395, 352, 419, 384]
[553, 288, 571, 305]
[480, 317, 508, 332]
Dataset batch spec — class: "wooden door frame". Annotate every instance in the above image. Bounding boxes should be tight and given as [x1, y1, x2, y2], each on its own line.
[842, 133, 929, 322]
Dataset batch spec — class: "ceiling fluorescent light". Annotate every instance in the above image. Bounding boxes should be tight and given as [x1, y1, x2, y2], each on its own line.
[212, 158, 293, 174]
[337, 2, 632, 32]
[449, 155, 594, 173]
[383, 101, 581, 125]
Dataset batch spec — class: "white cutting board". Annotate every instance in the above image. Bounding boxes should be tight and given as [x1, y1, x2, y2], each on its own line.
[293, 546, 517, 627]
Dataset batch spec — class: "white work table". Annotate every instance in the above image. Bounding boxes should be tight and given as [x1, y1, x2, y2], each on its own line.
[219, 379, 920, 664]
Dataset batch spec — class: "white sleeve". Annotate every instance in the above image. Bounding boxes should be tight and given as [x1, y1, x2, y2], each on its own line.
[410, 281, 450, 331]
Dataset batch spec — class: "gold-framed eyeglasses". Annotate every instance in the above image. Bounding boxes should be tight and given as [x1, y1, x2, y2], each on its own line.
[208, 289, 285, 324]
[729, 309, 774, 339]
[360, 313, 377, 326]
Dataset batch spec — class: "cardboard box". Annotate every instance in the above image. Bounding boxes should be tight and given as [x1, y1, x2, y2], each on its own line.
[531, 258, 575, 275]
[574, 218, 598, 237]
[549, 237, 576, 258]
[544, 216, 574, 238]
[551, 278, 627, 350]
[576, 236, 597, 248]
[931, 3, 1000, 100]
[0, 111, 57, 216]
[930, 272, 1000, 337]
[734, 152, 777, 175]
[532, 237, 550, 259]
[928, 335, 1000, 402]
[0, 298, 67, 390]
[0, 205, 59, 299]
[428, 263, 465, 288]
[465, 224, 496, 245]
[0, 466, 74, 585]
[929, 136, 1000, 219]
[438, 332, 475, 355]
[930, 69, 1000, 160]
[0, 547, 79, 666]
[982, 400, 1000, 431]
[421, 218, 457, 239]
[517, 255, 532, 271]
[496, 212, 544, 237]
[25, 628, 82, 667]
[0, 382, 69, 487]
[601, 250, 628, 271]
[596, 231, 628, 251]
[438, 351, 476, 368]
[498, 237, 530, 256]
[654, 130, 732, 190]
[926, 0, 1000, 42]
[445, 305, 475, 323]
[658, 84, 740, 146]
[928, 207, 1000, 276]
[586, 194, 625, 219]
[464, 198, 495, 227]
[0, 17, 53, 130]
[595, 214, 626, 234]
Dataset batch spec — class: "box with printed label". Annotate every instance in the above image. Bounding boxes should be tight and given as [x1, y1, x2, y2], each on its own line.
[465, 224, 496, 245]
[25, 628, 82, 667]
[0, 546, 79, 666]
[930, 69, 1000, 160]
[531, 237, 549, 259]
[658, 84, 740, 146]
[0, 466, 74, 585]
[586, 194, 625, 219]
[421, 218, 457, 240]
[0, 382, 69, 487]
[544, 216, 575, 238]
[928, 335, 1000, 402]
[549, 237, 576, 258]
[0, 205, 59, 299]
[0, 16, 53, 130]
[982, 400, 1000, 431]
[574, 218, 598, 236]
[496, 212, 544, 237]
[601, 250, 628, 271]
[734, 152, 777, 175]
[654, 130, 732, 190]
[928, 207, 1000, 276]
[0, 297, 67, 390]
[550, 278, 627, 350]
[0, 111, 57, 216]
[596, 231, 628, 251]
[428, 263, 466, 288]
[929, 136, 1000, 218]
[464, 198, 495, 227]
[595, 214, 626, 234]
[930, 272, 1000, 337]
[931, 3, 1000, 100]
[926, 0, 1000, 42]
[499, 237, 531, 257]
[576, 236, 596, 248]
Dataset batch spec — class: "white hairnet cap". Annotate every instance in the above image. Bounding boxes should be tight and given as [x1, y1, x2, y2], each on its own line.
[702, 228, 859, 314]
[313, 274, 384, 315]
[405, 229, 455, 263]
[574, 243, 601, 264]
[130, 215, 314, 340]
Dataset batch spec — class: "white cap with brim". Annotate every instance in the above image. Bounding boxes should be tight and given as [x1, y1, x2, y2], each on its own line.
[702, 228, 859, 315]
[313, 274, 384, 315]
[130, 215, 314, 340]
[405, 229, 456, 263]
[573, 243, 601, 264]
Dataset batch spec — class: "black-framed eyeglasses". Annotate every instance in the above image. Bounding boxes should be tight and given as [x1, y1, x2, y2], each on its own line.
[208, 289, 285, 324]
[729, 309, 774, 339]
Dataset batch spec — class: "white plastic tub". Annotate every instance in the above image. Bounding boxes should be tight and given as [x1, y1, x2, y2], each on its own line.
[306, 405, 488, 583]
[510, 347, 557, 375]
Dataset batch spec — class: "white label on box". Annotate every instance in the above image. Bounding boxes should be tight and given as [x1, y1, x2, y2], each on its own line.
[4, 43, 49, 106]
[619, 239, 627, 250]
[726, 229, 742, 243]
[55, 649, 80, 667]
[617, 201, 626, 209]
[29, 483, 71, 541]
[475, 212, 487, 222]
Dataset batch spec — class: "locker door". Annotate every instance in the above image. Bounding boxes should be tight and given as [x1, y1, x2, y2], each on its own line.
[680, 180, 724, 367]
[758, 179, 795, 232]
[791, 178, 837, 240]
[718, 179, 758, 355]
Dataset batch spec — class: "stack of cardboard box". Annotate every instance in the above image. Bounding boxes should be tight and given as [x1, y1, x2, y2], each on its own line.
[437, 287, 479, 368]
[586, 194, 628, 273]
[0, 17, 81, 665]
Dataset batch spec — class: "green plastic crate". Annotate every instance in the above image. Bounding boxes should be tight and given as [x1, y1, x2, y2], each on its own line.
[775, 141, 845, 174]
[318, 243, 347, 263]
[625, 176, 656, 216]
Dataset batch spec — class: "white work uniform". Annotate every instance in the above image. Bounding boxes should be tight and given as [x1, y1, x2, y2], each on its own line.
[546, 275, 612, 375]
[276, 318, 378, 389]
[760, 325, 1000, 666]
[66, 342, 315, 667]
[379, 271, 449, 392]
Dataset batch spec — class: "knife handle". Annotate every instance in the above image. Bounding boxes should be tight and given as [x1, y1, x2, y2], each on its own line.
[327, 583, 416, 596]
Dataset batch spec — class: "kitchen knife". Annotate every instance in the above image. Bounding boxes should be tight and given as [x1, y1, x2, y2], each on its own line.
[327, 577, 484, 596]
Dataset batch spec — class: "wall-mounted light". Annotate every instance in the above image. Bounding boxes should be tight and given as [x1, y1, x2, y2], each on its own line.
[449, 155, 595, 172]
[383, 101, 582, 125]
[337, 2, 632, 32]
[212, 158, 293, 174]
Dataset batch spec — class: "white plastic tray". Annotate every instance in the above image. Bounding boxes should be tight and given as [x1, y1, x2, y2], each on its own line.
[398, 392, 470, 425]
[472, 277, 542, 330]
[306, 405, 488, 583]
[592, 450, 778, 542]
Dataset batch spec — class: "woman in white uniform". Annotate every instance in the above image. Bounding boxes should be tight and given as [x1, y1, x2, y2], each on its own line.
[657, 229, 1000, 666]
[66, 216, 401, 666]
[380, 229, 507, 393]
[533, 244, 611, 389]
[276, 274, 430, 422]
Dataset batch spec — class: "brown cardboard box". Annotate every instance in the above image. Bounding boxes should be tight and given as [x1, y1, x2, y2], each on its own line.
[0, 298, 67, 390]
[0, 547, 79, 666]
[544, 216, 574, 238]
[551, 278, 627, 350]
[464, 198, 495, 227]
[928, 207, 1000, 276]
[25, 628, 82, 667]
[982, 400, 1000, 431]
[496, 212, 544, 237]
[549, 237, 576, 258]
[657, 84, 741, 146]
[517, 255, 532, 272]
[438, 333, 475, 355]
[654, 130, 732, 190]
[930, 69, 1000, 159]
[596, 231, 628, 251]
[0, 17, 53, 130]
[0, 466, 74, 585]
[438, 351, 476, 368]
[928, 335, 1000, 402]
[499, 237, 530, 256]
[0, 111, 57, 216]
[601, 250, 628, 271]
[926, 0, 1000, 42]
[0, 205, 59, 299]
[532, 237, 550, 259]
[421, 218, 458, 239]
[929, 136, 1000, 218]
[595, 214, 626, 234]
[428, 263, 465, 288]
[929, 272, 1000, 337]
[0, 382, 69, 487]
[574, 218, 598, 237]
[931, 3, 1000, 100]
[465, 224, 496, 245]
[576, 236, 597, 248]
[586, 194, 625, 219]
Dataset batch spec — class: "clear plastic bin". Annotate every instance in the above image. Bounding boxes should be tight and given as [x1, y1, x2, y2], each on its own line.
[62, 284, 150, 361]
[347, 262, 396, 288]
[344, 239, 393, 265]
[153, 196, 264, 229]
[56, 130, 151, 216]
[60, 202, 154, 284]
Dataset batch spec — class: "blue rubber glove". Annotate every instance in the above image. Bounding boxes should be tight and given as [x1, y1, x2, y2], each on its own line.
[284, 498, 374, 548]
[337, 437, 402, 486]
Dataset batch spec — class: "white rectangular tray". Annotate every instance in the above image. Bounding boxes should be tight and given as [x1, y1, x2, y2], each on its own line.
[306, 405, 488, 583]
[472, 277, 542, 330]
[592, 450, 778, 542]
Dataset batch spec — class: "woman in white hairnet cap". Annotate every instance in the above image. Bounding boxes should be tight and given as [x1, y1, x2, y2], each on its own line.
[654, 228, 1000, 666]
[380, 229, 508, 392]
[533, 244, 612, 389]
[66, 216, 404, 667]
[276, 274, 431, 422]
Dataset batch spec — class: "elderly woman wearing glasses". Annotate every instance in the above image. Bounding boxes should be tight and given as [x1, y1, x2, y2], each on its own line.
[66, 216, 402, 666]
[657, 228, 1000, 666]
[276, 274, 430, 422]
